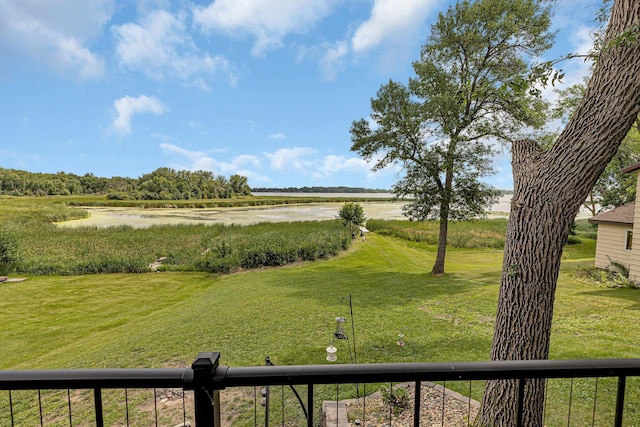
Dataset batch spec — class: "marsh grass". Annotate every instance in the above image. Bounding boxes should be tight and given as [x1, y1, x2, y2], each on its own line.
[366, 219, 507, 248]
[3, 216, 351, 276]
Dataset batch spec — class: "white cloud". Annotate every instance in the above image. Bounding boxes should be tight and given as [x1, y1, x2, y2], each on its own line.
[263, 147, 317, 170]
[113, 9, 229, 88]
[320, 40, 348, 80]
[320, 155, 369, 175]
[268, 132, 287, 140]
[0, 0, 111, 80]
[351, 0, 438, 53]
[159, 142, 267, 181]
[112, 95, 168, 135]
[193, 0, 337, 56]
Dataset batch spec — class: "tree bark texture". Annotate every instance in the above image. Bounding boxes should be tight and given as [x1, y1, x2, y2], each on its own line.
[432, 162, 454, 274]
[432, 211, 448, 274]
[481, 1, 640, 425]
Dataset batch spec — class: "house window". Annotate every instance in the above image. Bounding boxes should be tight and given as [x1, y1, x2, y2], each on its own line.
[625, 230, 633, 251]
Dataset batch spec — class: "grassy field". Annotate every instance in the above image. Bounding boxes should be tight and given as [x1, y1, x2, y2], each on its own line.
[0, 196, 637, 424]
[1, 226, 639, 425]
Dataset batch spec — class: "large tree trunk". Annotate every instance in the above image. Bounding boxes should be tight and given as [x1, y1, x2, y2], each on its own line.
[432, 212, 448, 274]
[432, 164, 454, 274]
[480, 1, 640, 425]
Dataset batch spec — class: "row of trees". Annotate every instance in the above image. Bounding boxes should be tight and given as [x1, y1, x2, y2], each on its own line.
[251, 186, 390, 193]
[351, 0, 640, 424]
[0, 167, 251, 200]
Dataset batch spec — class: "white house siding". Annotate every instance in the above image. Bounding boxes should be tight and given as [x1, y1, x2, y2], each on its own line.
[595, 223, 633, 270]
[630, 177, 640, 282]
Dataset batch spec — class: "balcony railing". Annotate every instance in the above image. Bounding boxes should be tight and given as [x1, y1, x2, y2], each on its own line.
[1, 352, 639, 426]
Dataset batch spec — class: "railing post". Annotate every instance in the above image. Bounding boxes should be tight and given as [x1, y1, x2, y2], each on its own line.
[192, 352, 220, 427]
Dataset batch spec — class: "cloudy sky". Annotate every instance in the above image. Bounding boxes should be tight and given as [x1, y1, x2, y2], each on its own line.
[0, 0, 601, 190]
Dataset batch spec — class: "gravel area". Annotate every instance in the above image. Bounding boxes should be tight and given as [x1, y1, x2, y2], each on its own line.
[343, 382, 480, 427]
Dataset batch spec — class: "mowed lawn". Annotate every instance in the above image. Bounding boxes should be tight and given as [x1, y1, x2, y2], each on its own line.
[1, 233, 638, 367]
[1, 233, 640, 424]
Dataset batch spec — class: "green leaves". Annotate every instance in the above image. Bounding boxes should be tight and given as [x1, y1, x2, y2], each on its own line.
[350, 0, 554, 272]
[338, 202, 366, 232]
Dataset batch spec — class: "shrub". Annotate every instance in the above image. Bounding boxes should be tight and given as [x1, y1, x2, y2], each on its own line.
[566, 235, 581, 245]
[380, 384, 409, 415]
[574, 259, 639, 289]
[0, 229, 17, 274]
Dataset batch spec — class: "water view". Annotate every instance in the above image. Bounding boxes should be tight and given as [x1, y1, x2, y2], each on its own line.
[57, 195, 516, 228]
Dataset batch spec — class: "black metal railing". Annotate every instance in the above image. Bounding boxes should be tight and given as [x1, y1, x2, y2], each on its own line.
[1, 353, 639, 426]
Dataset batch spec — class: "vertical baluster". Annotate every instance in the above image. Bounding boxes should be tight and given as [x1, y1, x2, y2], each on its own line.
[67, 389, 72, 426]
[516, 379, 525, 427]
[413, 380, 421, 427]
[567, 377, 574, 427]
[281, 385, 284, 426]
[388, 382, 393, 426]
[9, 390, 14, 427]
[362, 383, 366, 427]
[542, 378, 548, 424]
[467, 380, 472, 427]
[182, 388, 187, 427]
[254, 386, 258, 427]
[441, 381, 446, 427]
[38, 389, 43, 427]
[153, 388, 159, 427]
[125, 388, 130, 427]
[591, 377, 599, 427]
[336, 383, 340, 427]
[94, 388, 104, 427]
[307, 383, 313, 427]
[614, 375, 626, 427]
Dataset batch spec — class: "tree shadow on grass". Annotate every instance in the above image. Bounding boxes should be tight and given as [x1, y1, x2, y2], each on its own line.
[580, 288, 640, 310]
[261, 268, 484, 309]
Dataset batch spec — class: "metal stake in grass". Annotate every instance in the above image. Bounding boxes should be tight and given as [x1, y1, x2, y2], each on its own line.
[327, 295, 360, 397]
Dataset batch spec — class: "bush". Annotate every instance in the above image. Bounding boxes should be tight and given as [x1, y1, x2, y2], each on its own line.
[566, 235, 581, 245]
[380, 384, 409, 415]
[574, 259, 639, 289]
[0, 229, 17, 274]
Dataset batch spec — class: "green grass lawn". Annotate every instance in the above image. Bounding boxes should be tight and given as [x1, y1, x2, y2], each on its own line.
[1, 233, 639, 425]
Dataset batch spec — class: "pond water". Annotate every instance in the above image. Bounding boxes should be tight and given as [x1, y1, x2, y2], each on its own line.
[57, 194, 519, 228]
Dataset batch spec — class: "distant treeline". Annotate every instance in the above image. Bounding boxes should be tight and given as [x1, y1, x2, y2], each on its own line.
[0, 167, 251, 200]
[252, 186, 390, 193]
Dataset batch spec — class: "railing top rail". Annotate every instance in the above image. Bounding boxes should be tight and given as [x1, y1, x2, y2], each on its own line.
[0, 368, 193, 390]
[2, 358, 640, 391]
[217, 358, 640, 387]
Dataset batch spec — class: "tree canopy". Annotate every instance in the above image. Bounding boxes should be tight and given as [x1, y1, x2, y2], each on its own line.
[552, 80, 640, 215]
[350, 0, 552, 274]
[338, 202, 365, 236]
[0, 167, 251, 200]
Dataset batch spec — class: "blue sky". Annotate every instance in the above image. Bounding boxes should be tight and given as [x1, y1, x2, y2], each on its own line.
[0, 0, 600, 190]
